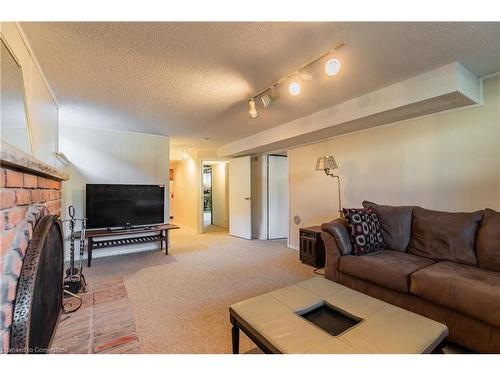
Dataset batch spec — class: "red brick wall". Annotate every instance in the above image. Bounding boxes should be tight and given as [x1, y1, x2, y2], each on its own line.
[0, 167, 62, 247]
[0, 165, 63, 352]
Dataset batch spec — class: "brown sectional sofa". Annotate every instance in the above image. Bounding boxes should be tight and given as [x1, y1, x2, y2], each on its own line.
[321, 202, 500, 353]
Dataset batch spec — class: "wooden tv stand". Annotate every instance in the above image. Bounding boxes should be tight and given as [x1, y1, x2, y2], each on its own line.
[75, 223, 179, 267]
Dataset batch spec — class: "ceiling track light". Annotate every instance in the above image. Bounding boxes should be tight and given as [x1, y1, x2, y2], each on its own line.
[247, 41, 346, 119]
[181, 147, 190, 160]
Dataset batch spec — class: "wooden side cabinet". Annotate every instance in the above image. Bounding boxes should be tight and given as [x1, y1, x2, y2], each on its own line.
[299, 226, 325, 268]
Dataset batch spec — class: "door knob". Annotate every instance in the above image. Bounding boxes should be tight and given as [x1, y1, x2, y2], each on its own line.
[244, 197, 251, 200]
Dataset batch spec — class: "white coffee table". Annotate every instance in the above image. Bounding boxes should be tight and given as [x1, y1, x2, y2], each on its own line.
[229, 277, 448, 354]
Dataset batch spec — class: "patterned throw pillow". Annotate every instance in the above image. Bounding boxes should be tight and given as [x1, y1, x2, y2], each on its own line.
[343, 208, 385, 256]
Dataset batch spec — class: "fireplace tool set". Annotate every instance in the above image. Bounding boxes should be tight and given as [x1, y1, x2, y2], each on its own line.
[61, 205, 87, 313]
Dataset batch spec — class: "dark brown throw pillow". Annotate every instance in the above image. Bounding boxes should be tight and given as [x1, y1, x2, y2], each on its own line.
[476, 208, 500, 272]
[362, 200, 414, 252]
[343, 208, 385, 256]
[408, 207, 483, 266]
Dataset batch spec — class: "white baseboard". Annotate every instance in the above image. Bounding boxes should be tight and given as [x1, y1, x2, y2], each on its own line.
[172, 223, 197, 232]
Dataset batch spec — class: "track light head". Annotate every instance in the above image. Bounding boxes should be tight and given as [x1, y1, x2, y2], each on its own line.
[261, 94, 273, 108]
[248, 98, 259, 119]
[288, 81, 301, 96]
[325, 58, 341, 76]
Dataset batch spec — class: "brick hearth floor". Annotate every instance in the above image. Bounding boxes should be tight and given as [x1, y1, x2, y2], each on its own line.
[51, 278, 140, 354]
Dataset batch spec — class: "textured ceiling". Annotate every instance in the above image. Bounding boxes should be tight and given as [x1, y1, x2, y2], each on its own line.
[21, 22, 500, 149]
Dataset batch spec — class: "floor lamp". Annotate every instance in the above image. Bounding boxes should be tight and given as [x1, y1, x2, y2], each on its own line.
[315, 155, 343, 217]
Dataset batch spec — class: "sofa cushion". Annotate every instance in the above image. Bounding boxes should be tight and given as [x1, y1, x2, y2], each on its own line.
[362, 201, 414, 252]
[407, 207, 483, 266]
[476, 208, 500, 272]
[410, 261, 500, 328]
[342, 208, 385, 256]
[338, 250, 435, 293]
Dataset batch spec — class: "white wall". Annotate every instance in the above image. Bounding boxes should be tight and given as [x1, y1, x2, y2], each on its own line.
[212, 162, 228, 228]
[0, 22, 59, 167]
[60, 125, 170, 258]
[288, 75, 500, 249]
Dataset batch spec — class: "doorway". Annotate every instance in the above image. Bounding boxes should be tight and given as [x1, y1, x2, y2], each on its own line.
[202, 165, 213, 227]
[201, 161, 229, 233]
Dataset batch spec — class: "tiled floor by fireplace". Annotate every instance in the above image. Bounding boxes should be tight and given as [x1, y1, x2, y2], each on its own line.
[51, 278, 140, 354]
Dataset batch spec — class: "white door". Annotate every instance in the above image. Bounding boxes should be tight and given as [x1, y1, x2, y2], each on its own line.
[268, 155, 288, 239]
[229, 156, 252, 239]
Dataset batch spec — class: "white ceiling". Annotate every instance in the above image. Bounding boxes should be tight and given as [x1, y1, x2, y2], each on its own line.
[21, 22, 500, 149]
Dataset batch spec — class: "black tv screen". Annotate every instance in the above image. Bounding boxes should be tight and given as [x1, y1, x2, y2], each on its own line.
[86, 184, 165, 229]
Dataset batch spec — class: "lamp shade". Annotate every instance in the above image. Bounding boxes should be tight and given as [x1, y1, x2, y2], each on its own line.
[315, 156, 338, 175]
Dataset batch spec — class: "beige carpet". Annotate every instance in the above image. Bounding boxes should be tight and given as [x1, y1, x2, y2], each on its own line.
[85, 228, 313, 353]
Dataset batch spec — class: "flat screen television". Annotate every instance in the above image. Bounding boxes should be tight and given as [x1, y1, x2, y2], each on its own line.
[86, 184, 165, 229]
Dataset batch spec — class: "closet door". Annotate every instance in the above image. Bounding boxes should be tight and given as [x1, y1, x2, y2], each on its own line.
[228, 156, 252, 239]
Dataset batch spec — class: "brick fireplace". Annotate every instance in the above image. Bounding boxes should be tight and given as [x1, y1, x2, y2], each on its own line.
[1, 167, 62, 240]
[0, 148, 66, 353]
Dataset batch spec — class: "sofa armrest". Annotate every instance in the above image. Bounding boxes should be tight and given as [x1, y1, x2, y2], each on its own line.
[321, 218, 351, 281]
[321, 218, 352, 255]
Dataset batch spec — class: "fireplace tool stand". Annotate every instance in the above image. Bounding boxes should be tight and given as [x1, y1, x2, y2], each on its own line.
[61, 205, 88, 313]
